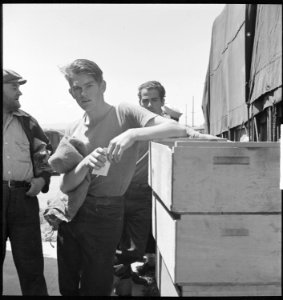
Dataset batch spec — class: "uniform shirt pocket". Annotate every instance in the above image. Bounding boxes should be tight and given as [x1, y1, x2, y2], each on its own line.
[15, 141, 31, 163]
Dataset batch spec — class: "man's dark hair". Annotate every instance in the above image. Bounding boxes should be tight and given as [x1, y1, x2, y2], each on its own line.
[137, 81, 166, 101]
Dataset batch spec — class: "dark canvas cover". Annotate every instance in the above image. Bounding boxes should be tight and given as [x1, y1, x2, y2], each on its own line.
[249, 4, 282, 114]
[202, 4, 247, 135]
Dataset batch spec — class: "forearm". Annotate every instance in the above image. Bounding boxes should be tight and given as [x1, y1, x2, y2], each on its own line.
[107, 120, 187, 163]
[198, 133, 224, 140]
[186, 126, 224, 140]
[60, 147, 107, 193]
[132, 122, 187, 142]
[60, 160, 90, 193]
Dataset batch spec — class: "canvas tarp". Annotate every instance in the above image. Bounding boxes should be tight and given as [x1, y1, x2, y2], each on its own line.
[202, 4, 247, 135]
[249, 4, 282, 115]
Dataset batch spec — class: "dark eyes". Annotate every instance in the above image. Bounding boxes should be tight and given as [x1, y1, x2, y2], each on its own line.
[72, 84, 93, 93]
[72, 86, 82, 93]
[142, 99, 158, 104]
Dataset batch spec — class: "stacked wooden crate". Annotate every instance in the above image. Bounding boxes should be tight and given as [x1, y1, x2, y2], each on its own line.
[149, 139, 281, 296]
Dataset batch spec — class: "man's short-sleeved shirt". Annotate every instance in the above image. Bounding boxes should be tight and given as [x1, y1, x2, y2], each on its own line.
[64, 102, 157, 197]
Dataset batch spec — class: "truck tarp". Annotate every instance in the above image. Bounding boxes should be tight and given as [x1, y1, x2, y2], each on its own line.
[202, 4, 282, 135]
[249, 4, 282, 115]
[202, 4, 247, 135]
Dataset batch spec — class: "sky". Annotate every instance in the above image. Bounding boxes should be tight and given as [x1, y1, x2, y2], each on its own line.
[3, 3, 226, 129]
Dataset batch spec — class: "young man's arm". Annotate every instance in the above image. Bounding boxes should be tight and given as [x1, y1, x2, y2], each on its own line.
[107, 116, 187, 162]
[185, 125, 225, 140]
[60, 147, 107, 194]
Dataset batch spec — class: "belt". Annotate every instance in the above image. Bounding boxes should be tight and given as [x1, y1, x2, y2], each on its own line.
[129, 182, 150, 189]
[3, 180, 31, 189]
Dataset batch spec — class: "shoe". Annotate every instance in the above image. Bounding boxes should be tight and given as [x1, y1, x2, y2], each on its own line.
[113, 264, 132, 278]
[131, 272, 149, 286]
[135, 262, 155, 276]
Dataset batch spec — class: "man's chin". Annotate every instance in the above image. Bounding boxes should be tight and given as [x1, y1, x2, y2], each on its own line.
[11, 103, 21, 111]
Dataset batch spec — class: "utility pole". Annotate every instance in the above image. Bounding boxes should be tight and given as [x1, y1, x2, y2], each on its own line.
[192, 96, 194, 127]
[185, 104, 188, 126]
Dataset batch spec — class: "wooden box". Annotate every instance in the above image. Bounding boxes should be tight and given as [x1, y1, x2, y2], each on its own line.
[156, 246, 180, 296]
[155, 245, 281, 297]
[153, 195, 281, 293]
[149, 139, 280, 213]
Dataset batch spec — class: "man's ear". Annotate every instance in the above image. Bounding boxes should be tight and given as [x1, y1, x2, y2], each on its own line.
[100, 80, 106, 93]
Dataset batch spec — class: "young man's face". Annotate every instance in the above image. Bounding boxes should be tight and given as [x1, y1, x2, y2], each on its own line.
[69, 73, 106, 112]
[3, 83, 22, 112]
[139, 88, 164, 115]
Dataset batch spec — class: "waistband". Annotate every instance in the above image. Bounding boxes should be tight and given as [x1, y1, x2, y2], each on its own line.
[87, 195, 124, 206]
[128, 182, 151, 189]
[3, 180, 31, 189]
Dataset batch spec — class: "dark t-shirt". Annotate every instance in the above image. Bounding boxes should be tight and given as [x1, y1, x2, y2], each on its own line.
[65, 102, 157, 197]
[131, 141, 149, 185]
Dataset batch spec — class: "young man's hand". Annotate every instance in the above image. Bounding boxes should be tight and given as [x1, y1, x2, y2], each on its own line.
[26, 177, 46, 196]
[81, 147, 107, 171]
[107, 129, 135, 163]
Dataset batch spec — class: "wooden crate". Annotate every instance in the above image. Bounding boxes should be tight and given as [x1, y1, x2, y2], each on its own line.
[149, 139, 280, 213]
[153, 196, 281, 289]
[181, 283, 282, 297]
[156, 245, 281, 297]
[156, 247, 180, 296]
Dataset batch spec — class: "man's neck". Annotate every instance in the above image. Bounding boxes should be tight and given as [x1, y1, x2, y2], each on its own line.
[85, 102, 113, 127]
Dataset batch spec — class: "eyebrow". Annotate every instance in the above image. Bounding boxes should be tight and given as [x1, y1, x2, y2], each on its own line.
[73, 80, 95, 87]
[142, 97, 159, 100]
[83, 80, 95, 86]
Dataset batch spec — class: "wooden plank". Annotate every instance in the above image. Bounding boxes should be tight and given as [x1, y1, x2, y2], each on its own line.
[150, 141, 280, 213]
[156, 247, 180, 297]
[154, 200, 281, 285]
[152, 194, 156, 239]
[156, 246, 161, 290]
[175, 214, 281, 284]
[150, 142, 173, 210]
[151, 137, 228, 146]
[181, 283, 281, 296]
[172, 146, 280, 212]
[174, 141, 279, 147]
[154, 198, 177, 282]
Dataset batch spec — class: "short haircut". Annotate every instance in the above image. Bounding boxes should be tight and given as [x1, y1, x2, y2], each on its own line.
[60, 59, 103, 85]
[137, 81, 166, 101]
